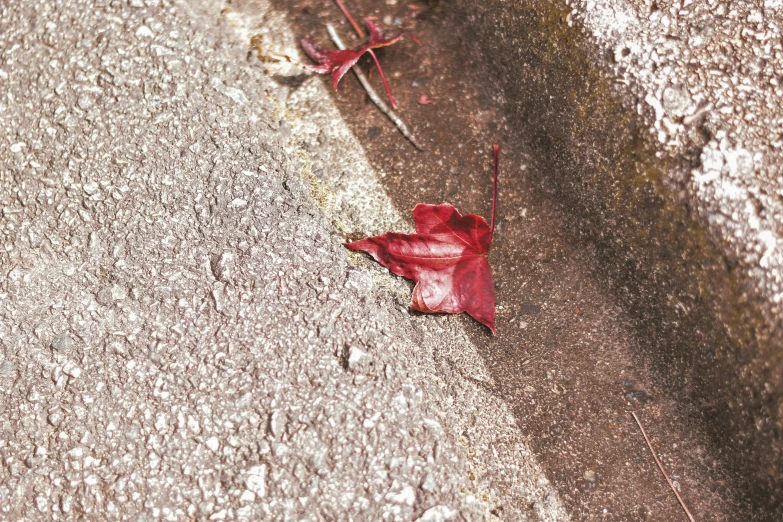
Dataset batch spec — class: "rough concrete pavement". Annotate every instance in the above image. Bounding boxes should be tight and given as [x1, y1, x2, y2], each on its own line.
[0, 0, 564, 520]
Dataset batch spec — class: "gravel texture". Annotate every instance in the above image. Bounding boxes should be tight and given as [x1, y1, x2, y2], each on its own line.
[0, 0, 564, 520]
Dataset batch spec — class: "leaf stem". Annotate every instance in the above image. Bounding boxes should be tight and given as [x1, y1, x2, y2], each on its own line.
[333, 0, 365, 38]
[326, 24, 423, 150]
[491, 145, 499, 237]
[367, 49, 398, 109]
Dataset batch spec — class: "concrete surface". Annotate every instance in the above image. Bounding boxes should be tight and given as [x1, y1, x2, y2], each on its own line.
[453, 0, 783, 514]
[574, 0, 783, 315]
[0, 0, 565, 520]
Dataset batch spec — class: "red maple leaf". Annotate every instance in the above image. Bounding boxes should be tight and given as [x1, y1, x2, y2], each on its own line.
[300, 19, 414, 109]
[346, 146, 500, 334]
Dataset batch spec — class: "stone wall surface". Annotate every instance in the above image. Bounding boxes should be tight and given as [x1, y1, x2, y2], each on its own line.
[453, 0, 783, 514]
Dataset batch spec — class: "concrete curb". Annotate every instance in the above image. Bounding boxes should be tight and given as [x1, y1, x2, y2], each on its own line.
[454, 0, 783, 515]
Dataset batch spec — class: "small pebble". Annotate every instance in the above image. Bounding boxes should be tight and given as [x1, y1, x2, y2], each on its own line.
[385, 486, 416, 506]
[209, 509, 228, 520]
[83, 182, 99, 195]
[521, 302, 541, 315]
[246, 465, 266, 497]
[415, 505, 457, 522]
[77, 94, 93, 110]
[346, 346, 372, 373]
[47, 412, 63, 427]
[269, 411, 284, 438]
[62, 360, 81, 379]
[135, 25, 154, 38]
[110, 285, 127, 300]
[662, 84, 691, 116]
[205, 437, 219, 452]
[60, 494, 73, 513]
[420, 472, 436, 492]
[211, 252, 235, 282]
[0, 361, 14, 378]
[51, 334, 72, 351]
[96, 284, 127, 305]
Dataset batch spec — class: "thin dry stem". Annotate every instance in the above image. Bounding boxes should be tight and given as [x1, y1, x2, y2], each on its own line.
[490, 145, 499, 237]
[631, 412, 696, 522]
[333, 0, 364, 38]
[326, 24, 423, 151]
[367, 49, 398, 109]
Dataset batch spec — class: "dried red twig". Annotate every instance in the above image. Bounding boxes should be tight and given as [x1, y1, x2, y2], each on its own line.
[631, 412, 696, 522]
[333, 0, 365, 38]
[328, 0, 420, 110]
[333, 0, 394, 93]
[326, 24, 423, 150]
[302, 18, 412, 109]
[366, 48, 397, 108]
